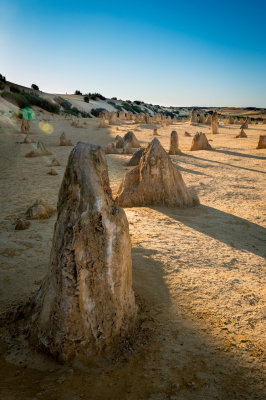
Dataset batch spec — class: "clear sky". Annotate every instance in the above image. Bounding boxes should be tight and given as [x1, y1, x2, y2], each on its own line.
[1, 0, 266, 107]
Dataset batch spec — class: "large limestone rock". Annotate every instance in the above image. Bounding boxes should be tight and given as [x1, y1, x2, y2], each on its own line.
[236, 128, 247, 138]
[211, 111, 219, 134]
[190, 132, 213, 151]
[256, 135, 266, 149]
[60, 132, 73, 146]
[123, 131, 141, 148]
[127, 147, 145, 166]
[21, 118, 30, 134]
[116, 138, 198, 207]
[190, 109, 198, 125]
[168, 131, 182, 155]
[23, 142, 136, 362]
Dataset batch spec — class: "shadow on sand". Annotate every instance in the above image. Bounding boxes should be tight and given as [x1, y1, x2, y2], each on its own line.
[151, 205, 266, 259]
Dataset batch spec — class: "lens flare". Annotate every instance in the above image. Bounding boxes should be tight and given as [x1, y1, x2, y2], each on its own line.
[39, 120, 54, 134]
[21, 107, 35, 120]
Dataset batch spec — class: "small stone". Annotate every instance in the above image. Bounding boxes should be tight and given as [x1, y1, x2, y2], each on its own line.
[15, 218, 31, 230]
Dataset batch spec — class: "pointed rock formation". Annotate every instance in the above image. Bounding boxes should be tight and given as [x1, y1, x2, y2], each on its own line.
[48, 168, 58, 175]
[153, 128, 159, 136]
[116, 138, 198, 207]
[190, 109, 198, 125]
[105, 142, 119, 154]
[50, 158, 60, 167]
[60, 132, 73, 146]
[114, 135, 124, 149]
[241, 118, 248, 129]
[184, 131, 191, 137]
[123, 131, 141, 148]
[26, 199, 56, 219]
[236, 129, 247, 138]
[190, 132, 213, 151]
[122, 141, 133, 154]
[25, 141, 51, 157]
[168, 131, 182, 155]
[15, 218, 31, 230]
[109, 112, 117, 125]
[98, 117, 108, 128]
[211, 112, 219, 134]
[256, 135, 266, 149]
[127, 148, 145, 166]
[24, 135, 36, 144]
[199, 112, 205, 123]
[21, 118, 30, 134]
[22, 142, 137, 362]
[204, 114, 212, 125]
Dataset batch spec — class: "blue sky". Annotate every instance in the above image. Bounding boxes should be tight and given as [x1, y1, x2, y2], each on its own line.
[1, 0, 266, 107]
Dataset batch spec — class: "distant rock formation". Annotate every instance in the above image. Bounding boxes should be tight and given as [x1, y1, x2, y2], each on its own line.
[168, 131, 182, 155]
[240, 118, 248, 129]
[48, 168, 58, 175]
[153, 128, 159, 136]
[21, 118, 30, 134]
[105, 141, 119, 154]
[236, 128, 247, 138]
[256, 135, 266, 149]
[22, 142, 136, 362]
[15, 218, 30, 230]
[26, 199, 56, 219]
[98, 117, 108, 128]
[116, 138, 199, 207]
[204, 114, 212, 125]
[24, 135, 35, 144]
[190, 132, 213, 151]
[114, 135, 124, 148]
[109, 112, 117, 125]
[211, 112, 219, 134]
[50, 158, 60, 167]
[127, 147, 145, 166]
[60, 132, 73, 146]
[123, 131, 141, 148]
[184, 131, 191, 137]
[25, 141, 51, 157]
[190, 109, 198, 125]
[199, 112, 205, 123]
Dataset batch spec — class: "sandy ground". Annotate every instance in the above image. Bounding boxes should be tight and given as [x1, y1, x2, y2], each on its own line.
[0, 109, 265, 400]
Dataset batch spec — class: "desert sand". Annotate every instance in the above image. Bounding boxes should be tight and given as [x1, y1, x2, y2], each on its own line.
[0, 108, 265, 400]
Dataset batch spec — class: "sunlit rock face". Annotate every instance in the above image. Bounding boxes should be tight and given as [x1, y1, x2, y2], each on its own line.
[211, 111, 219, 134]
[24, 142, 137, 362]
[116, 138, 199, 208]
[190, 132, 213, 151]
[168, 130, 182, 155]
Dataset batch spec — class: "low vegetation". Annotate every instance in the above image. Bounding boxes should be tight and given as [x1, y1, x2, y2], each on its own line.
[1, 91, 60, 114]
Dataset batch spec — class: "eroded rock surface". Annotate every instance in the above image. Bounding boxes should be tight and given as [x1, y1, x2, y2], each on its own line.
[168, 131, 182, 155]
[23, 142, 137, 362]
[116, 138, 198, 207]
[190, 132, 213, 151]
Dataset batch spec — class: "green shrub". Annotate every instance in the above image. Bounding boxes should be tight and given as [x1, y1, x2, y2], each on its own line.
[84, 96, 89, 103]
[63, 107, 91, 118]
[90, 108, 106, 117]
[0, 74, 6, 82]
[75, 90, 82, 95]
[31, 84, 39, 90]
[1, 91, 60, 114]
